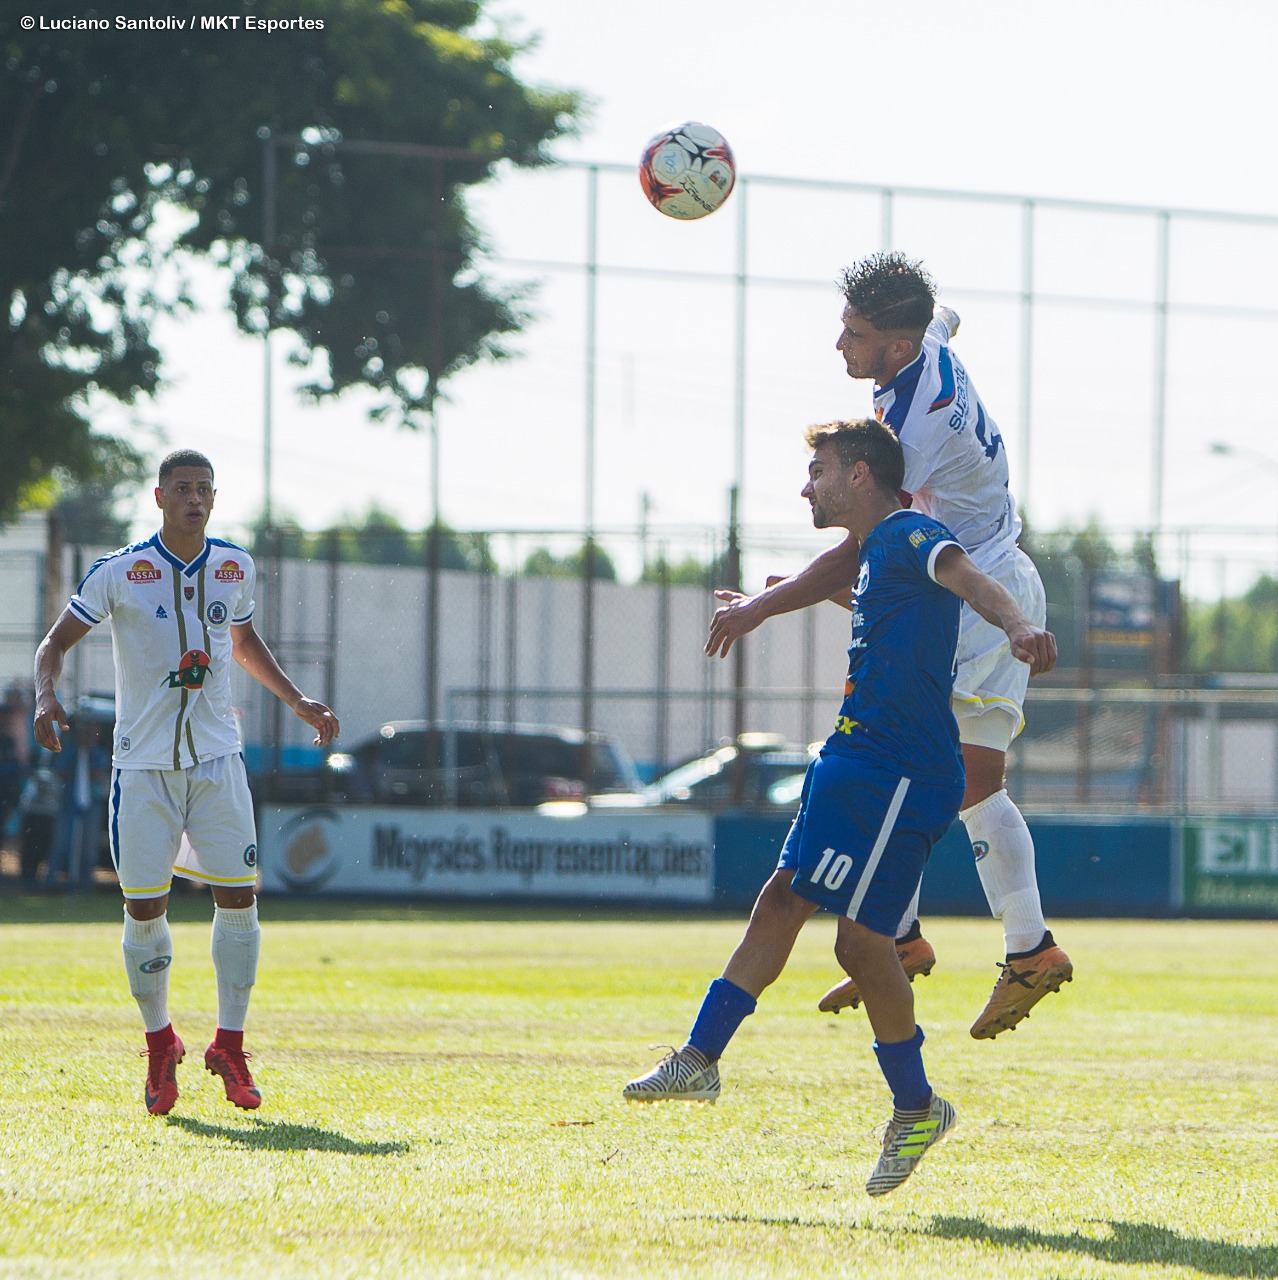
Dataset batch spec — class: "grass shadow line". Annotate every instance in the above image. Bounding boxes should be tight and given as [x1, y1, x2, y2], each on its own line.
[166, 1114, 409, 1156]
[918, 1215, 1278, 1278]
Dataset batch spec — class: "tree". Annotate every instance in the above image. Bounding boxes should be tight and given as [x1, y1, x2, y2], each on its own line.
[0, 0, 583, 522]
[522, 543, 618, 582]
[1184, 574, 1278, 674]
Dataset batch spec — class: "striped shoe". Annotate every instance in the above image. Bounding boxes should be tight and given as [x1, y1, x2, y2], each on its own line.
[622, 1046, 720, 1104]
[866, 1093, 956, 1196]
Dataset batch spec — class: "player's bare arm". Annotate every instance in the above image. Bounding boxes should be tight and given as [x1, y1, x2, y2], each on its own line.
[230, 621, 340, 745]
[32, 610, 93, 752]
[932, 545, 1057, 675]
[705, 535, 861, 658]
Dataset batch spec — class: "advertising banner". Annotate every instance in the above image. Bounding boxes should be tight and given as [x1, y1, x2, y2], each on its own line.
[257, 805, 715, 903]
[1179, 819, 1278, 913]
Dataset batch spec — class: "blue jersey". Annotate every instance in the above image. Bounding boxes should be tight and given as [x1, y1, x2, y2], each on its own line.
[824, 509, 965, 786]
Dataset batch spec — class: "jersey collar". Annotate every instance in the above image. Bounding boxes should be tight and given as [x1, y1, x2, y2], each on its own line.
[875, 346, 926, 398]
[151, 531, 212, 577]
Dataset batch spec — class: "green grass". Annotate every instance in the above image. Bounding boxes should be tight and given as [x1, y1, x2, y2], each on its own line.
[1, 895, 1275, 1279]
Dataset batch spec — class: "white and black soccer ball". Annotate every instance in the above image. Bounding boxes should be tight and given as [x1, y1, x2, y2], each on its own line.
[639, 122, 736, 221]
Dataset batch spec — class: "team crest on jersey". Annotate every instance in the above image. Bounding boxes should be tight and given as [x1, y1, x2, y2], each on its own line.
[184, 585, 195, 600]
[127, 559, 162, 583]
[214, 559, 244, 582]
[206, 601, 228, 625]
[166, 649, 211, 689]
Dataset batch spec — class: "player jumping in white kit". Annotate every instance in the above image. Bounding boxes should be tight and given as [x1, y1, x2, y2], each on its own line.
[705, 253, 1072, 1039]
[34, 449, 340, 1114]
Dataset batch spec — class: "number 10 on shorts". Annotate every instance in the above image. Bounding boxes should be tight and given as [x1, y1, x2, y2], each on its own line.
[810, 846, 855, 892]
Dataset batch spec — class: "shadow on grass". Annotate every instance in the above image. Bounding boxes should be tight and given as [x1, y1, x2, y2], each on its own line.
[919, 1216, 1278, 1278]
[166, 1115, 409, 1156]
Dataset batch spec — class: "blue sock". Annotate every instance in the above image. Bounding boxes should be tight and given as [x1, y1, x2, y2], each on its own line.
[686, 978, 757, 1062]
[872, 1025, 931, 1112]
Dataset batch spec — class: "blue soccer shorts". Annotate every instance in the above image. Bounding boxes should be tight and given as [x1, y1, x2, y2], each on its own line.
[778, 751, 964, 935]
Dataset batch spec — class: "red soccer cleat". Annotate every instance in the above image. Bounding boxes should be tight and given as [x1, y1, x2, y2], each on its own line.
[204, 1040, 262, 1110]
[142, 1034, 185, 1116]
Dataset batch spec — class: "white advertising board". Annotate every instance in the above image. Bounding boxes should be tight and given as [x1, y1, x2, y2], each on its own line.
[257, 805, 715, 903]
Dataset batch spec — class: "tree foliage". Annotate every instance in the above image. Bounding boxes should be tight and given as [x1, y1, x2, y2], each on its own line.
[1184, 574, 1278, 674]
[0, 0, 582, 522]
[522, 542, 618, 582]
[252, 507, 496, 572]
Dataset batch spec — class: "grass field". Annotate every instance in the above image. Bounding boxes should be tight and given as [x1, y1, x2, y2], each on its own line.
[1, 894, 1275, 1279]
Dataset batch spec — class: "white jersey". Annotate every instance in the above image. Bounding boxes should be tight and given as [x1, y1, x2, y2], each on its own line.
[69, 533, 256, 771]
[874, 314, 1021, 571]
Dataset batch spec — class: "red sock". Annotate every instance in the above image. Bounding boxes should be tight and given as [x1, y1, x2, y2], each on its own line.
[213, 1028, 244, 1052]
[145, 1025, 176, 1053]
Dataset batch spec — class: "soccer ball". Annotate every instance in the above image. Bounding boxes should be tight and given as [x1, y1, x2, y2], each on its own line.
[639, 122, 736, 221]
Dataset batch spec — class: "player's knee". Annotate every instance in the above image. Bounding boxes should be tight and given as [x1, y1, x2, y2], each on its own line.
[834, 920, 893, 973]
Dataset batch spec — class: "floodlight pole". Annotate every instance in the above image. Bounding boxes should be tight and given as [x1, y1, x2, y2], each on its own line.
[581, 164, 599, 745]
[731, 179, 749, 763]
[260, 131, 277, 530]
[1019, 199, 1035, 515]
[1152, 210, 1171, 534]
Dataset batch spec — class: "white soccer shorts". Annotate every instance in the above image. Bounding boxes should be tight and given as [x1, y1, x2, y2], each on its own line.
[951, 547, 1047, 753]
[108, 753, 259, 899]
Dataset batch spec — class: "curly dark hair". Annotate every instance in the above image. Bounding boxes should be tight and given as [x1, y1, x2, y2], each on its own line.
[838, 252, 936, 333]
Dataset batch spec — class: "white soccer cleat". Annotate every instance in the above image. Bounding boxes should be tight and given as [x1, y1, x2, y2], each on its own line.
[866, 1093, 957, 1196]
[622, 1046, 720, 1104]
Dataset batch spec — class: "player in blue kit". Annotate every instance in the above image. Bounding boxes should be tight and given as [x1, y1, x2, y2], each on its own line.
[623, 419, 1055, 1196]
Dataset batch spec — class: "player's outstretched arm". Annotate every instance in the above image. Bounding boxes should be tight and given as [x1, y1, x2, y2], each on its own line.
[932, 545, 1057, 675]
[704, 536, 860, 659]
[33, 610, 92, 752]
[230, 621, 340, 746]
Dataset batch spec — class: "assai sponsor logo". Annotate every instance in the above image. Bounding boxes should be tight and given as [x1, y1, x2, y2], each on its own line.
[166, 648, 211, 689]
[206, 600, 228, 625]
[127, 559, 162, 583]
[139, 955, 172, 973]
[214, 559, 245, 582]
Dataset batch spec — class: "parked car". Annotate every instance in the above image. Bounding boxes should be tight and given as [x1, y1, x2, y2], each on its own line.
[591, 733, 817, 811]
[322, 721, 643, 807]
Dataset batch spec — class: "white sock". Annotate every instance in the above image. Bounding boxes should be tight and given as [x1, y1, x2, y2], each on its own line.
[894, 882, 922, 941]
[211, 902, 260, 1032]
[960, 789, 1047, 955]
[122, 909, 173, 1033]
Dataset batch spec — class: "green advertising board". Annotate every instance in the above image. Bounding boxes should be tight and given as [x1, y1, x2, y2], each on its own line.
[1180, 819, 1278, 914]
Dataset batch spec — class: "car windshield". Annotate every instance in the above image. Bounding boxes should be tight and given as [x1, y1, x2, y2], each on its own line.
[646, 748, 735, 801]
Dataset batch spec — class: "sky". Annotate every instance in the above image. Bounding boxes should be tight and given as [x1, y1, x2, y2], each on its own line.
[105, 0, 1278, 589]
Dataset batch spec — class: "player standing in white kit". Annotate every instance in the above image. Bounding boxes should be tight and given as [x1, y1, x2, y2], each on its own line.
[34, 450, 340, 1114]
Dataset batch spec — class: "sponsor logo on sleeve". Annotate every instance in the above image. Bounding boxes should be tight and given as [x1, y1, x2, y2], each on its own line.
[166, 649, 211, 689]
[214, 560, 245, 582]
[127, 559, 162, 583]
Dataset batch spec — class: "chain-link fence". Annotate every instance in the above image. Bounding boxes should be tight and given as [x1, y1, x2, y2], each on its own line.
[5, 515, 1277, 812]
